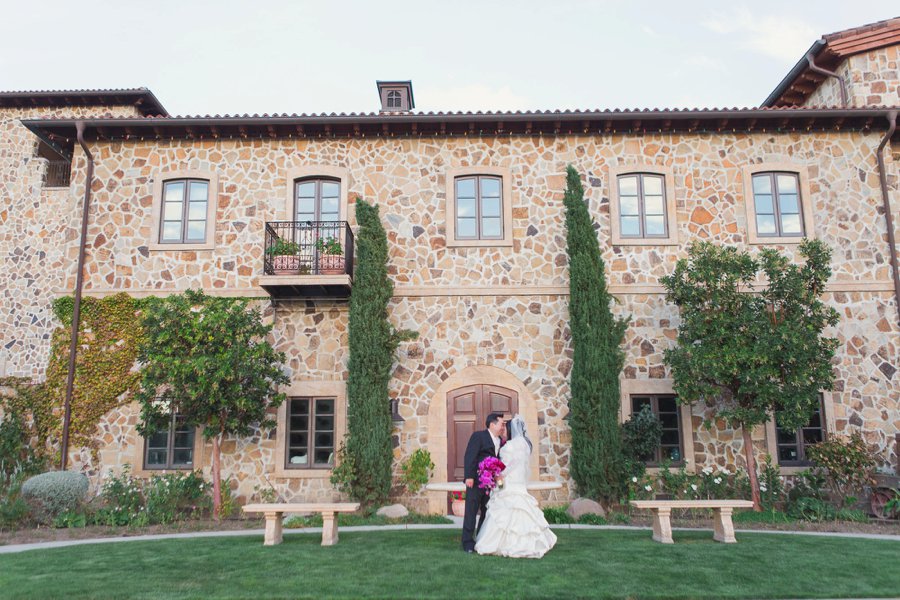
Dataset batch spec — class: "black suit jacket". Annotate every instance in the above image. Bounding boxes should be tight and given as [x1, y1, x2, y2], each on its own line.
[463, 430, 498, 480]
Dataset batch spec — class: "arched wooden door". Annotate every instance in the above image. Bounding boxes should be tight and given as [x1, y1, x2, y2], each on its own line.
[447, 385, 518, 482]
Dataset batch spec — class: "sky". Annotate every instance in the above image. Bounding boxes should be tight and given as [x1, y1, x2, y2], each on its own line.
[1, 1, 896, 116]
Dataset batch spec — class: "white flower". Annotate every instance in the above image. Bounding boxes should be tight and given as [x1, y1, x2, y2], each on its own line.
[702, 466, 713, 475]
[644, 485, 653, 492]
[760, 484, 767, 492]
[714, 477, 722, 485]
[632, 477, 638, 483]
[690, 484, 698, 491]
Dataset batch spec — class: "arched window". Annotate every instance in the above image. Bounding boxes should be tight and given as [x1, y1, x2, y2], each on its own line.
[616, 173, 668, 239]
[159, 178, 210, 243]
[387, 90, 402, 109]
[750, 171, 804, 237]
[454, 175, 503, 240]
[295, 177, 340, 222]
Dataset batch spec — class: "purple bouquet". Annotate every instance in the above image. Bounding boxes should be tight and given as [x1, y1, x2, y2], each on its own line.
[477, 456, 506, 494]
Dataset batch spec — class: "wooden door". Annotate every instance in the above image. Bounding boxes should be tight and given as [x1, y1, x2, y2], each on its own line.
[447, 385, 518, 482]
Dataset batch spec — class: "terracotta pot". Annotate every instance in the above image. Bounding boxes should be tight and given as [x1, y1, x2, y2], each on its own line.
[272, 255, 300, 275]
[451, 498, 466, 517]
[318, 254, 345, 275]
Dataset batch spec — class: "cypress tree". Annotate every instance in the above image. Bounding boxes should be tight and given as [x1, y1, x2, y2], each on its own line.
[345, 198, 416, 506]
[563, 165, 630, 507]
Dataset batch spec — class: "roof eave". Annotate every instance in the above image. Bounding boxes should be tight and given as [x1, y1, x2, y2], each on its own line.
[761, 39, 827, 108]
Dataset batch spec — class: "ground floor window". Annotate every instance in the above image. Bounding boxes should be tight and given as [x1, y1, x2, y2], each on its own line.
[631, 394, 683, 466]
[775, 396, 825, 466]
[144, 413, 195, 470]
[286, 397, 335, 469]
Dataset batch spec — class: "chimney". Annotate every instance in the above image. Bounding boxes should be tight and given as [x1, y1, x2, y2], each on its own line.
[376, 80, 414, 113]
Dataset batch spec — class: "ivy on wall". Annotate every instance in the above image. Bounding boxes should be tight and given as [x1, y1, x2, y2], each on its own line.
[0, 293, 146, 460]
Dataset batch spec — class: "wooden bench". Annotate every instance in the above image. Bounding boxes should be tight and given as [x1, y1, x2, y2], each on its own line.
[243, 502, 360, 546]
[630, 500, 754, 544]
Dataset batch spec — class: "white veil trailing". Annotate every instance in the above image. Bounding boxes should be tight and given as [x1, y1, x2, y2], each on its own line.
[508, 414, 532, 453]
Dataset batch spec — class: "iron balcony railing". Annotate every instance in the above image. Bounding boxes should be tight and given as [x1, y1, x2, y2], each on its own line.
[264, 221, 354, 277]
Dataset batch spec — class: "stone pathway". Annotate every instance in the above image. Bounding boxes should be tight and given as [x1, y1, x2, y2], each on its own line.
[1, 520, 898, 555]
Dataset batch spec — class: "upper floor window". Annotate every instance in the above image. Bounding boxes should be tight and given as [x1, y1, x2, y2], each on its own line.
[295, 178, 340, 222]
[751, 172, 804, 237]
[454, 175, 503, 241]
[160, 179, 210, 244]
[387, 90, 402, 109]
[617, 173, 668, 239]
[631, 394, 683, 465]
[286, 397, 335, 469]
[144, 413, 195, 470]
[775, 396, 825, 466]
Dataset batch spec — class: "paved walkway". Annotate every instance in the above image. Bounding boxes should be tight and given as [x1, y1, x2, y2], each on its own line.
[1, 519, 898, 555]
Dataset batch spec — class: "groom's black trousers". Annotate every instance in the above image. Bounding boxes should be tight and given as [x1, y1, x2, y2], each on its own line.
[461, 484, 489, 550]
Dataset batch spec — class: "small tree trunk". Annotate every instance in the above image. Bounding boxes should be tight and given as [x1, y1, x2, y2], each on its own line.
[212, 432, 222, 521]
[741, 426, 762, 511]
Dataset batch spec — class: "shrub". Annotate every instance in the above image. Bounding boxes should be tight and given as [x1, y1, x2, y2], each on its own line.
[542, 505, 574, 524]
[0, 467, 31, 530]
[758, 455, 784, 511]
[807, 432, 878, 508]
[21, 471, 89, 520]
[577, 513, 608, 525]
[96, 466, 145, 526]
[787, 496, 834, 522]
[621, 406, 663, 468]
[399, 449, 434, 495]
[144, 471, 210, 524]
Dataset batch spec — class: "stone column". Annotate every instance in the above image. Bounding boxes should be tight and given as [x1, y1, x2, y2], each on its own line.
[713, 507, 736, 543]
[651, 508, 674, 544]
[264, 511, 284, 546]
[321, 511, 338, 546]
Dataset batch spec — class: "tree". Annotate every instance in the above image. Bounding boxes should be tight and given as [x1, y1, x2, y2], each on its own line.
[136, 290, 288, 519]
[563, 165, 630, 508]
[344, 198, 416, 506]
[661, 240, 839, 510]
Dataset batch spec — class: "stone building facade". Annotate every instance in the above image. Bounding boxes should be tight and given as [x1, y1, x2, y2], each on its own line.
[2, 21, 899, 512]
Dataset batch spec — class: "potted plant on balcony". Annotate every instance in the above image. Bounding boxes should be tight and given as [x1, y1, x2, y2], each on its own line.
[266, 238, 302, 275]
[314, 236, 344, 275]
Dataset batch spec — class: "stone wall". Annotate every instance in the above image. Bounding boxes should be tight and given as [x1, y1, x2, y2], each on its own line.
[0, 104, 140, 379]
[4, 124, 899, 505]
[804, 45, 900, 107]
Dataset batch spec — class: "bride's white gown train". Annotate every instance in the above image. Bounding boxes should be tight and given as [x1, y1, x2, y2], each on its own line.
[474, 437, 557, 558]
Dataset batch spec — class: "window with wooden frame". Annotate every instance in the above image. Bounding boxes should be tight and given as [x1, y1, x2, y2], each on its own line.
[159, 179, 210, 244]
[386, 90, 402, 109]
[775, 396, 826, 466]
[144, 413, 195, 470]
[295, 177, 341, 223]
[454, 175, 503, 241]
[286, 397, 335, 469]
[616, 173, 668, 239]
[631, 395, 683, 465]
[751, 172, 804, 237]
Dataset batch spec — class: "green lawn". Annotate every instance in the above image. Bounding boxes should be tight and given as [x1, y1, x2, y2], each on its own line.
[0, 529, 897, 599]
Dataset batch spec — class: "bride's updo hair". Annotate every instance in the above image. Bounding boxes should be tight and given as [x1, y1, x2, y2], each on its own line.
[508, 415, 532, 452]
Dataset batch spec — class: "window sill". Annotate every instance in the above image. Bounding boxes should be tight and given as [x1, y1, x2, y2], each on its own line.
[445, 238, 514, 249]
[777, 465, 814, 475]
[271, 467, 333, 479]
[747, 236, 807, 246]
[612, 237, 679, 247]
[147, 241, 217, 252]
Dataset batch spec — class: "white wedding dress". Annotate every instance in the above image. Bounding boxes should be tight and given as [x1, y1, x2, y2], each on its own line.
[474, 436, 557, 558]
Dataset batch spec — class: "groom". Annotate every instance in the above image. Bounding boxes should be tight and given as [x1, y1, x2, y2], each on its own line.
[461, 412, 505, 552]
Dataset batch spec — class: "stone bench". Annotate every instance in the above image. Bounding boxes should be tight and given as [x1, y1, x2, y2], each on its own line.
[243, 502, 360, 546]
[425, 481, 563, 492]
[630, 499, 754, 544]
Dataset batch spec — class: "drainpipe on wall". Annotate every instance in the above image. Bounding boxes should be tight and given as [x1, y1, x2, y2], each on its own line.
[805, 50, 849, 107]
[59, 121, 94, 470]
[876, 111, 900, 328]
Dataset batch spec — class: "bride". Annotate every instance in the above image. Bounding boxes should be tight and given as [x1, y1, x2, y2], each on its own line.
[475, 415, 557, 558]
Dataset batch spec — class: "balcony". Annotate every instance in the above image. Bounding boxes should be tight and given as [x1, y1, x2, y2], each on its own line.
[259, 221, 354, 300]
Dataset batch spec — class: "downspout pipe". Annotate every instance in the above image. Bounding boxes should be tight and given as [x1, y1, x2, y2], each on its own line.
[805, 49, 848, 107]
[59, 121, 94, 470]
[876, 111, 900, 327]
